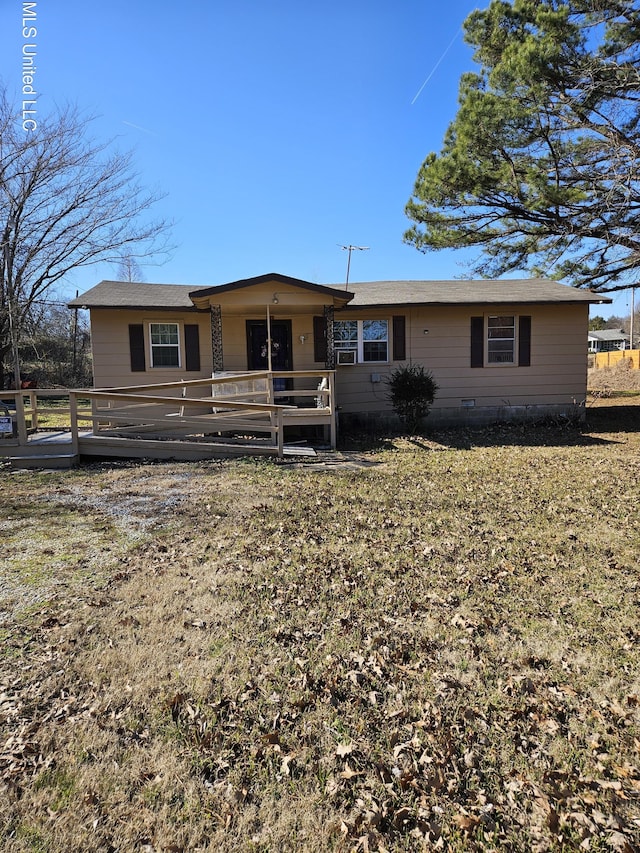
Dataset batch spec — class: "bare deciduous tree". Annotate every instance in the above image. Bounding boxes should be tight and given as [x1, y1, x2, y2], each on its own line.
[116, 254, 145, 283]
[0, 87, 172, 387]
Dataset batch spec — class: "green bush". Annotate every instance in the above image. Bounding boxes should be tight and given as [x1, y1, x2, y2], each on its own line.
[387, 363, 438, 433]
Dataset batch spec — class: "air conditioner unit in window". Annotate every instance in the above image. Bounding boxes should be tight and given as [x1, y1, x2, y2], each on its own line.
[336, 349, 357, 365]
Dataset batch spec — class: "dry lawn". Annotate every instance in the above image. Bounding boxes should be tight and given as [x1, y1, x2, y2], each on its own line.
[589, 359, 640, 395]
[1, 406, 639, 852]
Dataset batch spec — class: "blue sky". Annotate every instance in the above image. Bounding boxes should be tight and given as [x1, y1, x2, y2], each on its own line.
[0, 0, 629, 317]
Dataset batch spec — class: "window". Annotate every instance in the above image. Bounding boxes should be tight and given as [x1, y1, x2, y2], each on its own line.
[333, 319, 388, 363]
[487, 315, 515, 364]
[471, 315, 531, 368]
[150, 322, 180, 367]
[129, 323, 200, 372]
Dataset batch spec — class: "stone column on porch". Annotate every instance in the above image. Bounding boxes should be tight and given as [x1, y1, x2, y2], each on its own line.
[324, 305, 335, 369]
[210, 305, 224, 372]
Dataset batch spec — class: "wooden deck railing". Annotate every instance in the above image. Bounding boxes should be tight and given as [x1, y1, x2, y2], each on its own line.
[0, 388, 94, 444]
[2, 371, 336, 459]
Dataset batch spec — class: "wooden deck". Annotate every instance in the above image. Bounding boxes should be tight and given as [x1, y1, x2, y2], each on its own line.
[0, 371, 336, 469]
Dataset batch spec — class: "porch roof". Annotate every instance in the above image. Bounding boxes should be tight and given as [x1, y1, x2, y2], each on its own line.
[188, 272, 354, 308]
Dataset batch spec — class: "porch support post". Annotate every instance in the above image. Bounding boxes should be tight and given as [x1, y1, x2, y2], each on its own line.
[14, 391, 28, 445]
[276, 407, 284, 458]
[266, 303, 273, 372]
[328, 371, 337, 450]
[210, 305, 224, 372]
[324, 305, 335, 369]
[69, 391, 79, 454]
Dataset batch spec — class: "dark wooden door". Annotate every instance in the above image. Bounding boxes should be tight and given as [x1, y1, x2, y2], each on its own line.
[246, 320, 292, 371]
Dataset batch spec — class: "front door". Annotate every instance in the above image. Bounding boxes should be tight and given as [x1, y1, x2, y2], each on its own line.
[246, 320, 292, 371]
[246, 320, 293, 397]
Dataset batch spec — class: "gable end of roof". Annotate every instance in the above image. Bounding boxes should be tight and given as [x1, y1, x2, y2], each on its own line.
[191, 272, 354, 301]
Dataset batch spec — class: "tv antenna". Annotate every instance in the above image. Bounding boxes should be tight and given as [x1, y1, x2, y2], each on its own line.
[340, 244, 369, 288]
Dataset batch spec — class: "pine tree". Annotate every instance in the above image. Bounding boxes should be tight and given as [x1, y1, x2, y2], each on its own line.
[405, 1, 640, 293]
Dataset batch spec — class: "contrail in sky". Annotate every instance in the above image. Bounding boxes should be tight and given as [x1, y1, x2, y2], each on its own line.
[122, 120, 157, 136]
[411, 27, 463, 105]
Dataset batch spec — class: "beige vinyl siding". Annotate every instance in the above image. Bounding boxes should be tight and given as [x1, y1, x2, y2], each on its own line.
[218, 316, 245, 371]
[334, 304, 589, 415]
[89, 309, 212, 388]
[88, 299, 589, 420]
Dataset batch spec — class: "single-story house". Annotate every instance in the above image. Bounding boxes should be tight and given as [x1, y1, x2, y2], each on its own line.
[588, 329, 631, 353]
[68, 272, 609, 427]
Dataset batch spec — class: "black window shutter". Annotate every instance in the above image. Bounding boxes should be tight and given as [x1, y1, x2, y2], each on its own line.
[313, 315, 327, 363]
[518, 316, 531, 366]
[392, 315, 406, 361]
[129, 324, 146, 372]
[470, 317, 484, 368]
[184, 324, 201, 371]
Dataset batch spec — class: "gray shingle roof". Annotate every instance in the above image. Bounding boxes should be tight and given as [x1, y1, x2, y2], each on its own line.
[67, 280, 207, 309]
[340, 279, 609, 307]
[68, 276, 610, 309]
[588, 329, 628, 341]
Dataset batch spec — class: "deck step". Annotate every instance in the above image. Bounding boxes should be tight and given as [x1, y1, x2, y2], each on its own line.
[9, 453, 79, 470]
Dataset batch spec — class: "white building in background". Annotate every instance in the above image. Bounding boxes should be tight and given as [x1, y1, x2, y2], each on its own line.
[588, 329, 631, 353]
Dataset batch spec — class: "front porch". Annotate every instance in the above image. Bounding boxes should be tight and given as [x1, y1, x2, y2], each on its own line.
[0, 370, 336, 469]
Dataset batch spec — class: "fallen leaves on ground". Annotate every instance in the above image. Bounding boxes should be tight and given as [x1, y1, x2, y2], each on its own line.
[1, 420, 639, 851]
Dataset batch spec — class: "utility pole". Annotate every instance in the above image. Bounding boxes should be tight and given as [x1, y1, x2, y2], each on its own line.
[72, 290, 79, 375]
[340, 245, 369, 289]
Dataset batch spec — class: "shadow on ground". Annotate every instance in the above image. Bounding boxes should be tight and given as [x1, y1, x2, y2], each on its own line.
[584, 404, 640, 433]
[338, 404, 639, 454]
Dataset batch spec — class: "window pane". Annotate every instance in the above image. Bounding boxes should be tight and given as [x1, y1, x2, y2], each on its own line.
[487, 316, 514, 337]
[334, 320, 357, 348]
[363, 320, 387, 342]
[151, 323, 179, 345]
[152, 346, 180, 367]
[363, 341, 387, 361]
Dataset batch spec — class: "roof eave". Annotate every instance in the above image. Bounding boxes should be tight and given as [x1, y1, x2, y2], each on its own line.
[70, 303, 202, 311]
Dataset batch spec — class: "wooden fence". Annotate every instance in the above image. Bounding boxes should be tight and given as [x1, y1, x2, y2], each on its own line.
[592, 349, 640, 370]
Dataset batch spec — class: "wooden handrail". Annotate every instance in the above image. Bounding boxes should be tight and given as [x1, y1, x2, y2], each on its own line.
[8, 370, 337, 456]
[87, 390, 295, 413]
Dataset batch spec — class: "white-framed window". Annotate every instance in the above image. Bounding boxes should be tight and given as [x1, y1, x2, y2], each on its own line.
[150, 322, 180, 367]
[487, 315, 516, 364]
[334, 319, 388, 363]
